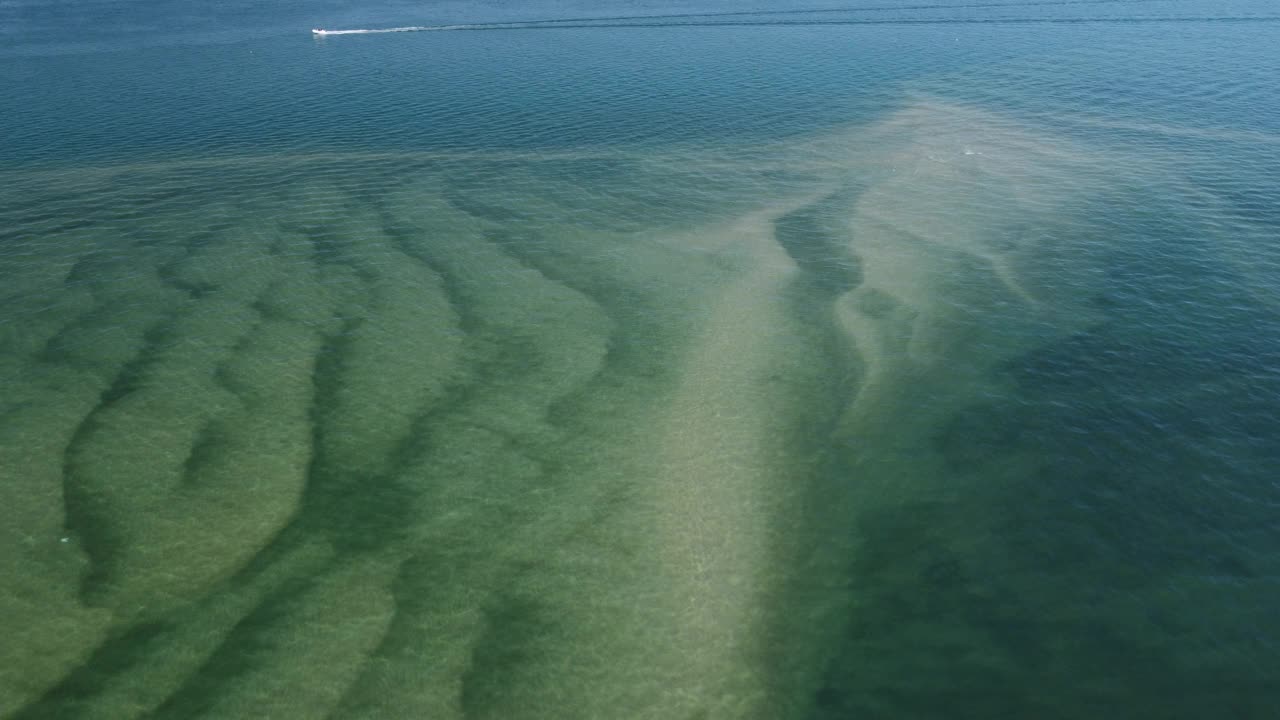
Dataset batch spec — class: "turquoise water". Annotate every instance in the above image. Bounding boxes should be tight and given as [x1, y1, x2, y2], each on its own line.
[3, 2, 1280, 718]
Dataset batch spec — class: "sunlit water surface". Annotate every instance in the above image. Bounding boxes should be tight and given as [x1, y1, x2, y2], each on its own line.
[2, 1, 1279, 718]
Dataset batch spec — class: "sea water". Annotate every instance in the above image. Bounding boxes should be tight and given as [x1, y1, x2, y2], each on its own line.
[2, 1, 1279, 718]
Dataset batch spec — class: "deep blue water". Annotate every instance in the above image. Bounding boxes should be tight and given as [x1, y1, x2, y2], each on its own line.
[2, 2, 1279, 718]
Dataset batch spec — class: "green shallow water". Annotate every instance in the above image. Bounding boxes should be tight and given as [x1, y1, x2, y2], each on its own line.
[3, 2, 1280, 718]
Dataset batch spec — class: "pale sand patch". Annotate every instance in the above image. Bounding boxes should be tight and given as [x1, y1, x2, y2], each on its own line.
[404, 197, 839, 720]
[825, 102, 1112, 506]
[638, 197, 826, 717]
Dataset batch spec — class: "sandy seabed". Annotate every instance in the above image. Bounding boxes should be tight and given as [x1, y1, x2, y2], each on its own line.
[3, 101, 1243, 719]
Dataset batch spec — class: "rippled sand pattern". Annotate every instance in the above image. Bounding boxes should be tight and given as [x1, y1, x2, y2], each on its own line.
[2, 100, 1278, 719]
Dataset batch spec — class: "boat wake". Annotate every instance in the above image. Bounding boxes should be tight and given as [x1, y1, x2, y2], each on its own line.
[312, 14, 1280, 36]
[312, 25, 479, 35]
[308, 0, 1279, 36]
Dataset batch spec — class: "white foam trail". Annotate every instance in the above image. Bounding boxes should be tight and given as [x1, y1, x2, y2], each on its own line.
[312, 15, 1280, 36]
[312, 25, 479, 35]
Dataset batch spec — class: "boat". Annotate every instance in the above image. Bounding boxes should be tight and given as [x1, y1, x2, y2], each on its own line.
[312, 28, 328, 35]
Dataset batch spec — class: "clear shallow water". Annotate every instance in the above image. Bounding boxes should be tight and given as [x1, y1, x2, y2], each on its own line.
[2, 2, 1279, 718]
